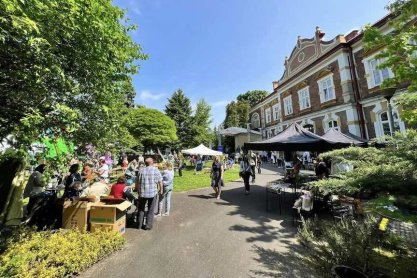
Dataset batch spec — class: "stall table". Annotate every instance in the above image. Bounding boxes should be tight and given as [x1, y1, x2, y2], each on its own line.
[266, 181, 292, 215]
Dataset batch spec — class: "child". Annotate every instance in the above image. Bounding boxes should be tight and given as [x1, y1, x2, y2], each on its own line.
[157, 162, 174, 216]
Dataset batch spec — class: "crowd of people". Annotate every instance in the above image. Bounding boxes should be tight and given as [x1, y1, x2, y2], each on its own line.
[23, 149, 330, 230]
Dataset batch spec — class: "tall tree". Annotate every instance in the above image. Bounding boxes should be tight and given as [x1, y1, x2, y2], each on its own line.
[223, 101, 250, 128]
[0, 0, 147, 148]
[191, 99, 213, 146]
[236, 90, 269, 107]
[124, 107, 177, 150]
[164, 89, 193, 148]
[364, 0, 417, 124]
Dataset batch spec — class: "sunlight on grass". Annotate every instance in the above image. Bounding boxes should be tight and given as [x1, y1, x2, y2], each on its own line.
[173, 165, 241, 192]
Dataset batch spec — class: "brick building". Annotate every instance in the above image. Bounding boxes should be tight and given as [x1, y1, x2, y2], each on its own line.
[249, 14, 409, 140]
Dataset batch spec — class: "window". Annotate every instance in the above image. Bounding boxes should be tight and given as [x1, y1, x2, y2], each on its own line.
[298, 87, 311, 110]
[328, 120, 339, 131]
[369, 59, 390, 87]
[283, 96, 293, 116]
[251, 113, 260, 128]
[380, 111, 400, 136]
[318, 76, 335, 103]
[303, 124, 314, 133]
[265, 108, 272, 123]
[272, 104, 280, 121]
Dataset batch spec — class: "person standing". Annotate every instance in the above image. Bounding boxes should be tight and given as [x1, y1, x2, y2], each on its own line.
[64, 164, 82, 197]
[250, 151, 257, 182]
[211, 156, 224, 199]
[135, 158, 163, 230]
[256, 155, 262, 174]
[241, 156, 252, 195]
[24, 164, 46, 215]
[157, 162, 174, 216]
[96, 157, 109, 183]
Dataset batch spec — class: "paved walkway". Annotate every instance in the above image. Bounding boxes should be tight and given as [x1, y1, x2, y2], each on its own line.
[81, 165, 313, 278]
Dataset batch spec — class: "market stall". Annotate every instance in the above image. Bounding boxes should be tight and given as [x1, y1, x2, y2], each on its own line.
[181, 144, 223, 156]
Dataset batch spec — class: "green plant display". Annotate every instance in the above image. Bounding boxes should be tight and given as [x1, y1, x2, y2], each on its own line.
[298, 216, 416, 277]
[0, 228, 125, 278]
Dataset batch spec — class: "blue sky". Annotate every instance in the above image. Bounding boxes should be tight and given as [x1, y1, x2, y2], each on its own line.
[113, 0, 388, 127]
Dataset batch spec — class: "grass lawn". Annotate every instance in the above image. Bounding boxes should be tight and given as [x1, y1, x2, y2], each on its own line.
[367, 195, 417, 223]
[173, 165, 241, 192]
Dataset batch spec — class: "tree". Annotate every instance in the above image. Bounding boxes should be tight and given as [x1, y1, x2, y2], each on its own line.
[223, 101, 250, 128]
[164, 89, 193, 148]
[190, 99, 213, 146]
[124, 107, 177, 149]
[236, 90, 269, 107]
[0, 0, 147, 148]
[364, 0, 417, 124]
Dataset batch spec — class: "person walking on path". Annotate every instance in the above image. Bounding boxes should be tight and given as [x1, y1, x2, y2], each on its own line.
[135, 157, 163, 230]
[241, 156, 252, 195]
[211, 156, 224, 199]
[249, 151, 257, 182]
[156, 162, 174, 216]
[256, 154, 262, 174]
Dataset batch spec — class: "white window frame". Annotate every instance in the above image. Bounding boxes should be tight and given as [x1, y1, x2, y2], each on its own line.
[265, 108, 272, 124]
[363, 53, 394, 89]
[327, 120, 339, 131]
[272, 104, 280, 121]
[283, 96, 293, 116]
[317, 74, 335, 103]
[379, 111, 402, 136]
[297, 87, 311, 110]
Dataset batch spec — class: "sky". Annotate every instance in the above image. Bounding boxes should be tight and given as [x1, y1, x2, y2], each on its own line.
[113, 0, 389, 127]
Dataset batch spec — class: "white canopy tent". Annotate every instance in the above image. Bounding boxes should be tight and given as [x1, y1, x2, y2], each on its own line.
[181, 144, 223, 156]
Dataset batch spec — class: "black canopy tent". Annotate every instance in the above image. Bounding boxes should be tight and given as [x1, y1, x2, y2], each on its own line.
[321, 128, 368, 147]
[244, 123, 336, 151]
[244, 123, 367, 151]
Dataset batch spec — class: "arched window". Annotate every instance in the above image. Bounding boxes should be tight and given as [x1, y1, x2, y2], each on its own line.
[380, 111, 400, 136]
[328, 120, 339, 131]
[251, 113, 260, 128]
[303, 124, 314, 133]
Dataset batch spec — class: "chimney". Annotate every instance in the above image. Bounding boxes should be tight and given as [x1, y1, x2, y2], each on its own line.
[345, 29, 359, 41]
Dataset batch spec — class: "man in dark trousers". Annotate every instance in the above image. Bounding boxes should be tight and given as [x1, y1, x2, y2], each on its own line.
[135, 158, 163, 230]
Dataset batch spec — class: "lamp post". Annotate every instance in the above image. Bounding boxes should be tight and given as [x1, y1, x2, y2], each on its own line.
[246, 123, 251, 143]
[379, 87, 397, 136]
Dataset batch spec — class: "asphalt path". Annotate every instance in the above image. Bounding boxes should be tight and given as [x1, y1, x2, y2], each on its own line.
[81, 165, 314, 278]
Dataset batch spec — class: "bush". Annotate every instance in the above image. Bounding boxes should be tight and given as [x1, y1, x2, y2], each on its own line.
[0, 228, 125, 278]
[298, 216, 417, 277]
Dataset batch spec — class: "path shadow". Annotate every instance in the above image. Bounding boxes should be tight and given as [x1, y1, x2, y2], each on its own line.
[188, 194, 214, 200]
[249, 243, 315, 278]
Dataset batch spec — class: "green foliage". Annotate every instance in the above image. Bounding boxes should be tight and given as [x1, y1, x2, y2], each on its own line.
[0, 228, 125, 278]
[236, 90, 269, 107]
[0, 0, 146, 148]
[363, 0, 417, 124]
[298, 216, 416, 277]
[223, 101, 250, 128]
[124, 107, 177, 149]
[368, 195, 417, 223]
[164, 89, 193, 149]
[315, 132, 417, 197]
[190, 99, 214, 147]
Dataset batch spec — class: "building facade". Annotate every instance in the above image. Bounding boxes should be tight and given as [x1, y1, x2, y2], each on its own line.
[250, 14, 409, 140]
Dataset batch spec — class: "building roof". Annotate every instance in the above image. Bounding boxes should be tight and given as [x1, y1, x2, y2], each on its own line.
[220, 127, 261, 136]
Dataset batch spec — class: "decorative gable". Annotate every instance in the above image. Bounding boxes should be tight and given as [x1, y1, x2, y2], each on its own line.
[280, 27, 346, 82]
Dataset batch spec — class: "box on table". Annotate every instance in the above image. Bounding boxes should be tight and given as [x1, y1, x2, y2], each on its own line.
[90, 215, 126, 234]
[89, 199, 131, 224]
[62, 200, 93, 232]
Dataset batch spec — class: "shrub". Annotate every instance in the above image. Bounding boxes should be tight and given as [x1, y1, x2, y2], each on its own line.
[298, 216, 417, 277]
[0, 228, 125, 278]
